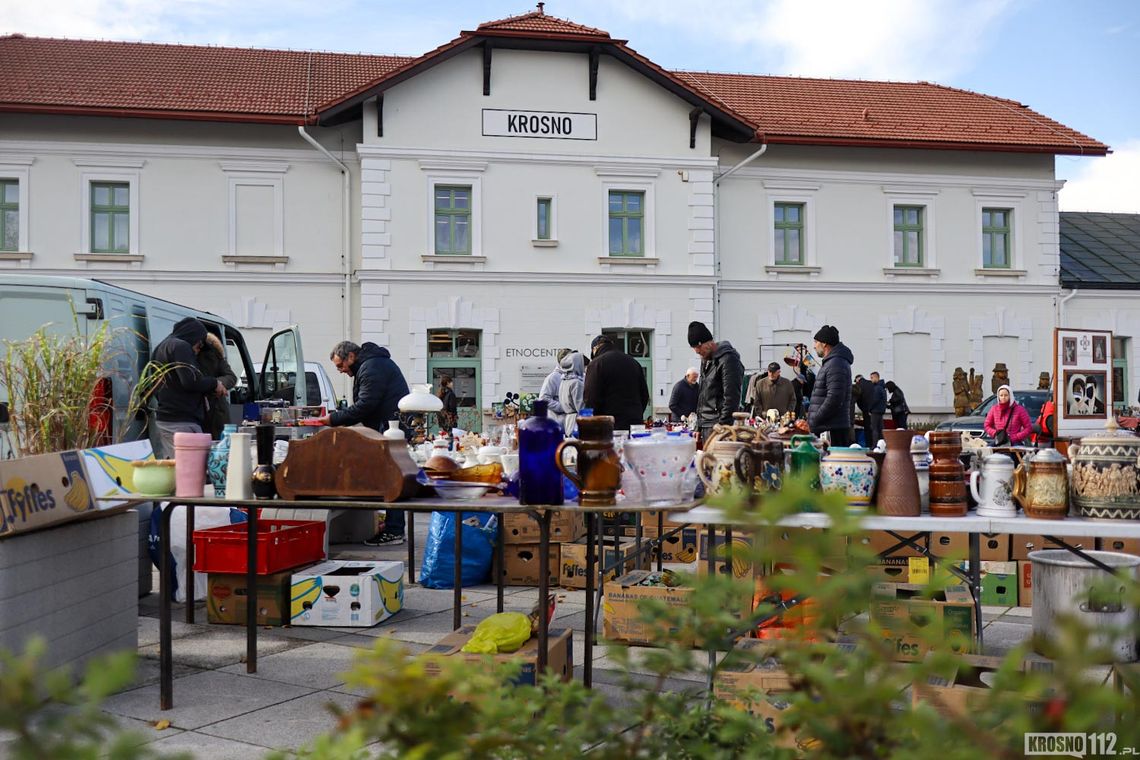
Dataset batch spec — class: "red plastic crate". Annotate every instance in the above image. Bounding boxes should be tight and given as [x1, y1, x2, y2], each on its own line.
[193, 519, 325, 575]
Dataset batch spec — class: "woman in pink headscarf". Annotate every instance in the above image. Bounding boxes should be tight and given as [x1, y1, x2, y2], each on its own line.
[983, 384, 1032, 445]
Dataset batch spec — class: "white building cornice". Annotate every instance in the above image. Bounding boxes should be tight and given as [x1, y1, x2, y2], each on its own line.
[356, 144, 718, 170]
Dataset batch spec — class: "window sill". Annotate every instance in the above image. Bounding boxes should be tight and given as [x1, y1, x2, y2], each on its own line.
[597, 256, 660, 266]
[765, 265, 821, 275]
[222, 255, 290, 265]
[974, 268, 1026, 277]
[422, 254, 488, 264]
[882, 267, 941, 277]
[74, 253, 144, 263]
[0, 251, 33, 260]
[531, 239, 559, 248]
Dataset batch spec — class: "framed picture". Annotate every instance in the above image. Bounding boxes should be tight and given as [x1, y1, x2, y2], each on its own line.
[1063, 370, 1108, 418]
[1092, 335, 1107, 364]
[1062, 337, 1077, 366]
[491, 401, 505, 419]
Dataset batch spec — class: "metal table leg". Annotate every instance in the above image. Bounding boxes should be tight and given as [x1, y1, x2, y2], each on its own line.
[706, 522, 717, 696]
[245, 506, 258, 674]
[537, 510, 553, 675]
[159, 502, 177, 710]
[407, 510, 416, 584]
[453, 509, 463, 630]
[584, 512, 597, 688]
[969, 531, 984, 652]
[496, 511, 505, 613]
[656, 510, 664, 572]
[185, 506, 195, 624]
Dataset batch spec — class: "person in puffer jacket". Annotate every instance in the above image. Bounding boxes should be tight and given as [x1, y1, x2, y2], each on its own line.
[688, 321, 744, 444]
[807, 324, 854, 446]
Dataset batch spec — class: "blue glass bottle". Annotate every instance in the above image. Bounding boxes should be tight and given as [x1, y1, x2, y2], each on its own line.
[518, 399, 564, 506]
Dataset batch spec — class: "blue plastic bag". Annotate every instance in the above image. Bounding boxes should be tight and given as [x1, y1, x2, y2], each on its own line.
[420, 511, 499, 589]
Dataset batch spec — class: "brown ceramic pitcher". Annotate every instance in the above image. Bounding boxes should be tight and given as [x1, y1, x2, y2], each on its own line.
[556, 415, 622, 506]
[875, 429, 920, 516]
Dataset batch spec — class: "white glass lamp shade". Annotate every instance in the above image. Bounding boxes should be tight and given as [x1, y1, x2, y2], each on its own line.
[398, 384, 443, 413]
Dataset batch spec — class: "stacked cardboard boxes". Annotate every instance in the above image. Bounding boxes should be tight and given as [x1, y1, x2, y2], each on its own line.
[560, 536, 650, 589]
[870, 583, 976, 661]
[498, 511, 586, 586]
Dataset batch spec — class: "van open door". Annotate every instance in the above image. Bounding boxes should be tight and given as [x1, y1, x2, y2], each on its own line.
[258, 325, 307, 406]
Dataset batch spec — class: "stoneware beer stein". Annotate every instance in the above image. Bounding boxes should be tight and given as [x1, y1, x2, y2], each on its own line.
[556, 415, 622, 506]
[695, 440, 754, 497]
[969, 453, 1016, 518]
[1069, 420, 1140, 520]
[1011, 448, 1069, 519]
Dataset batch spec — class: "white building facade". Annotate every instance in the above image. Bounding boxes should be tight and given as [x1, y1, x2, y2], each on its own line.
[0, 12, 1113, 425]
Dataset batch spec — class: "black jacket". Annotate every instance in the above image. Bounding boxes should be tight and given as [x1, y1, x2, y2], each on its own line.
[852, 377, 873, 415]
[668, 379, 699, 421]
[329, 343, 410, 431]
[582, 344, 649, 430]
[887, 386, 910, 416]
[153, 323, 217, 425]
[868, 380, 888, 414]
[696, 341, 744, 431]
[808, 342, 853, 434]
[197, 341, 237, 438]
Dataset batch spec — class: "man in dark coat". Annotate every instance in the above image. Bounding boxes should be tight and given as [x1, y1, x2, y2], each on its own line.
[852, 374, 874, 446]
[807, 325, 854, 446]
[866, 371, 888, 448]
[688, 321, 744, 443]
[668, 367, 699, 421]
[582, 335, 650, 430]
[152, 317, 225, 458]
[320, 340, 411, 545]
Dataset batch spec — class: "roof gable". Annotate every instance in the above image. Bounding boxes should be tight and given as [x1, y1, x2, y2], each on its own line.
[1060, 212, 1140, 289]
[475, 10, 612, 40]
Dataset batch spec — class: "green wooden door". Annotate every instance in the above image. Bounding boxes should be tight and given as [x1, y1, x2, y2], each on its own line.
[602, 329, 653, 419]
[426, 327, 482, 434]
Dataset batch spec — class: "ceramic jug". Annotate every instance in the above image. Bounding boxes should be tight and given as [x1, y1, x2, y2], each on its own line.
[969, 453, 1016, 518]
[695, 440, 754, 497]
[875, 429, 920, 516]
[750, 440, 785, 493]
[789, 434, 821, 489]
[819, 446, 877, 511]
[1011, 448, 1069, 519]
[1069, 420, 1140, 520]
[927, 431, 968, 517]
[556, 415, 621, 506]
[622, 431, 696, 506]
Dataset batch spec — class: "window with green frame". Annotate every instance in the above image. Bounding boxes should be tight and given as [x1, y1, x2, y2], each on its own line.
[773, 202, 804, 265]
[434, 185, 471, 255]
[608, 190, 644, 257]
[0, 180, 17, 252]
[892, 205, 924, 266]
[982, 207, 1012, 268]
[536, 197, 552, 240]
[91, 182, 130, 253]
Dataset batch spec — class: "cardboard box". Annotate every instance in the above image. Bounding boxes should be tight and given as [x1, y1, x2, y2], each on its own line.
[501, 511, 585, 544]
[290, 560, 404, 627]
[758, 527, 849, 572]
[207, 571, 292, 626]
[977, 560, 1018, 607]
[644, 525, 699, 564]
[1018, 560, 1033, 607]
[853, 530, 922, 558]
[420, 626, 573, 686]
[603, 570, 696, 646]
[870, 583, 975, 661]
[497, 543, 559, 586]
[979, 533, 1011, 561]
[1011, 534, 1094, 560]
[559, 536, 648, 589]
[867, 562, 919, 584]
[913, 654, 1050, 718]
[0, 439, 153, 538]
[929, 532, 968, 561]
[1102, 537, 1140, 556]
[697, 531, 755, 579]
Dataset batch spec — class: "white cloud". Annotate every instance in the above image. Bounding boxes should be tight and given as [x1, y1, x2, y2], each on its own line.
[1059, 140, 1140, 214]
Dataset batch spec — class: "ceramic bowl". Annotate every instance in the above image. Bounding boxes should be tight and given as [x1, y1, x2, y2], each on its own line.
[431, 480, 492, 500]
[132, 460, 176, 496]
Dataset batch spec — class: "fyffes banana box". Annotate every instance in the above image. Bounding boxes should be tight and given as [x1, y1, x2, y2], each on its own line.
[290, 560, 404, 627]
[0, 449, 97, 538]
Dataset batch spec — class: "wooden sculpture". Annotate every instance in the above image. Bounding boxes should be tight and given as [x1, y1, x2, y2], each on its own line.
[275, 426, 418, 502]
[952, 367, 970, 416]
[991, 363, 1010, 394]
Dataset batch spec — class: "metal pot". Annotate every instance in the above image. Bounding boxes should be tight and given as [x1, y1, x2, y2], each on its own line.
[1030, 549, 1140, 662]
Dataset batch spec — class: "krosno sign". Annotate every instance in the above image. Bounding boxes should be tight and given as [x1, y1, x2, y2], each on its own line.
[483, 109, 597, 140]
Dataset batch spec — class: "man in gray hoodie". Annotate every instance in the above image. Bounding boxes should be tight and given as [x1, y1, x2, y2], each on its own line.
[808, 325, 854, 446]
[538, 348, 573, 428]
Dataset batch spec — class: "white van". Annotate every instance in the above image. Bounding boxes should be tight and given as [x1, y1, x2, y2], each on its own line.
[0, 275, 307, 448]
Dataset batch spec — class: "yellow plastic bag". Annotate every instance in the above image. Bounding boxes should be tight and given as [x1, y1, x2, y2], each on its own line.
[460, 612, 532, 654]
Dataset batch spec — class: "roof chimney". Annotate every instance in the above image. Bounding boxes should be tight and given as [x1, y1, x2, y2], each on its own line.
[537, 2, 545, 13]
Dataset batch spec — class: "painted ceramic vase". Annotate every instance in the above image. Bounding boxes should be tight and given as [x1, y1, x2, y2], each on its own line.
[622, 431, 696, 506]
[206, 424, 238, 497]
[819, 446, 877, 511]
[1012, 448, 1069, 519]
[928, 431, 968, 517]
[875, 429, 920, 516]
[1069, 421, 1140, 520]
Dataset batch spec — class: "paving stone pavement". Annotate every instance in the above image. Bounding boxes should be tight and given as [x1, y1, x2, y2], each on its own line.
[1, 523, 1053, 760]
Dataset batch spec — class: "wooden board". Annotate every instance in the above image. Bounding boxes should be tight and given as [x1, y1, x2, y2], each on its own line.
[274, 426, 419, 502]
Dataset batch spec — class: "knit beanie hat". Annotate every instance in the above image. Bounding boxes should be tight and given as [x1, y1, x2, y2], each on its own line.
[813, 324, 839, 346]
[687, 321, 713, 347]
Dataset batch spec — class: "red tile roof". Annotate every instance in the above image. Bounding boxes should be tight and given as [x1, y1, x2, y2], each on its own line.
[0, 24, 1109, 155]
[0, 34, 411, 124]
[674, 71, 1106, 155]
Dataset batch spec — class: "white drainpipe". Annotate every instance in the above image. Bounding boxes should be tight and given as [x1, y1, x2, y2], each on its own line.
[298, 126, 352, 351]
[1058, 287, 1079, 328]
[712, 139, 768, 336]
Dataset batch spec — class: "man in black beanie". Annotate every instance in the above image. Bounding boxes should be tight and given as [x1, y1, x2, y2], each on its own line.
[151, 317, 226, 458]
[808, 324, 854, 446]
[582, 334, 650, 430]
[689, 320, 743, 443]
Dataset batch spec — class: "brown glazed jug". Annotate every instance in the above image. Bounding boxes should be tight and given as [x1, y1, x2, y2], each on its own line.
[556, 415, 622, 506]
[927, 431, 968, 517]
[875, 429, 920, 516]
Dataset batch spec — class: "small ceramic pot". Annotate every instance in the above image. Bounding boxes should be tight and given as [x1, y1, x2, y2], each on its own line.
[819, 446, 877, 511]
[132, 460, 176, 496]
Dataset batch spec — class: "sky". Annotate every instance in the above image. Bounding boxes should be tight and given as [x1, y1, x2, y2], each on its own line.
[2, 0, 1138, 212]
